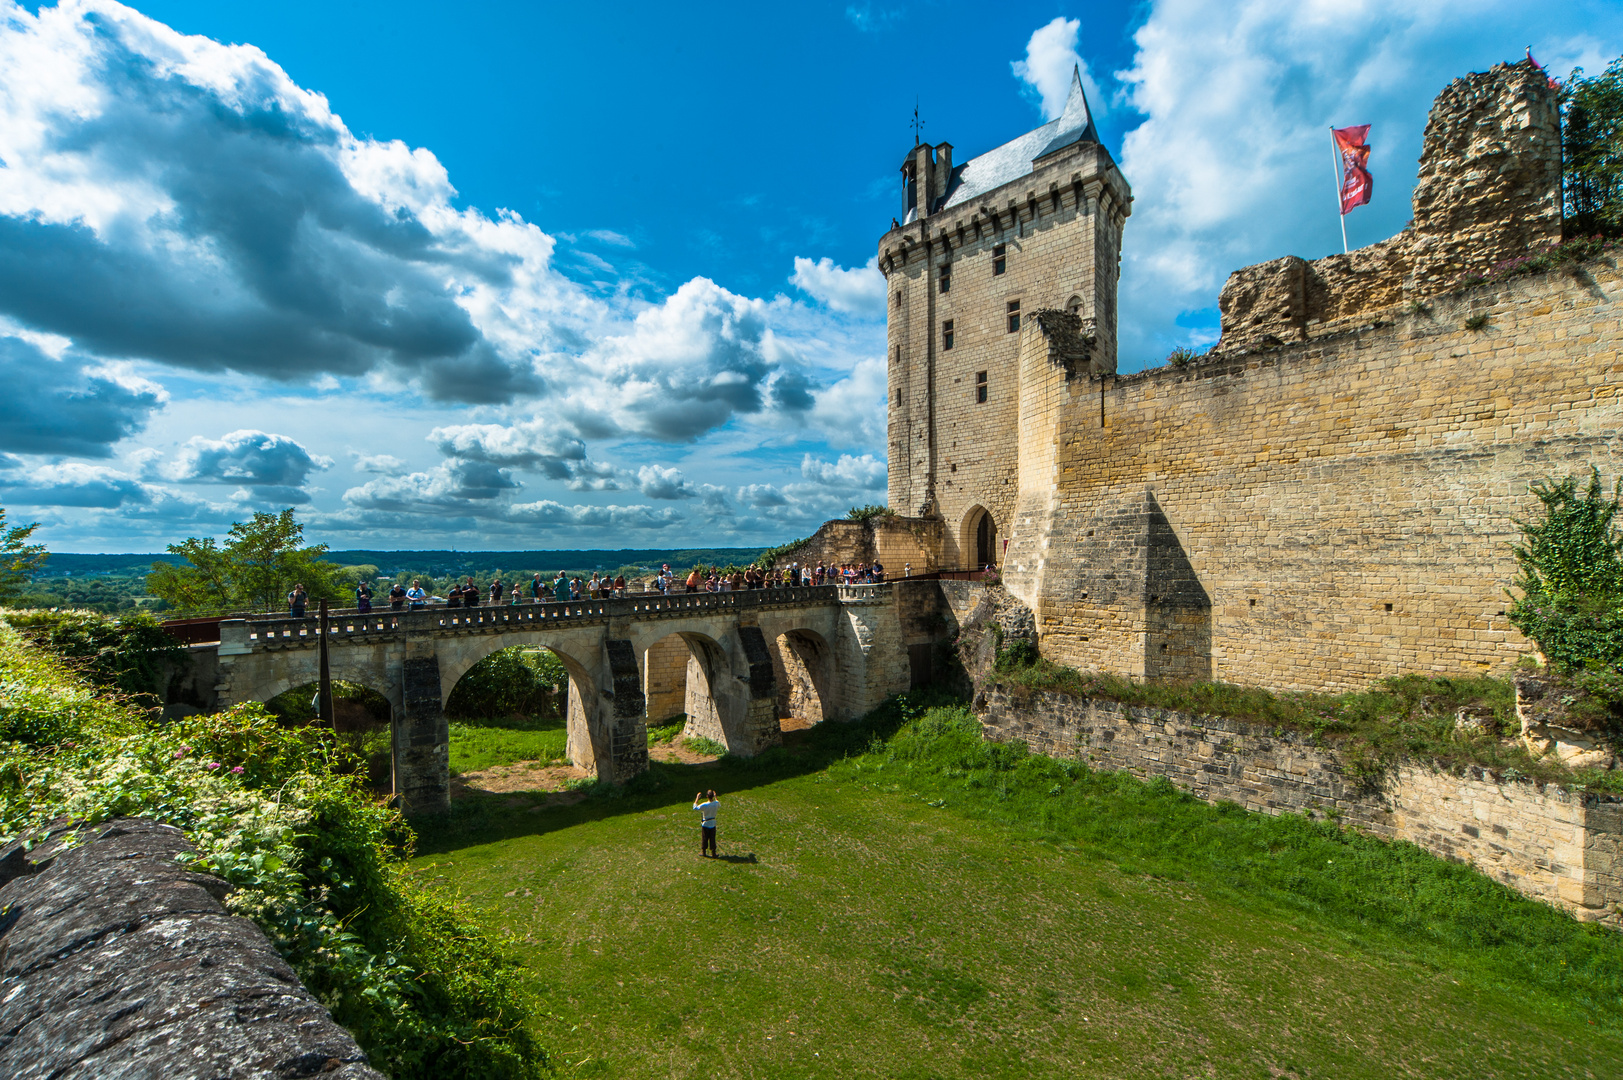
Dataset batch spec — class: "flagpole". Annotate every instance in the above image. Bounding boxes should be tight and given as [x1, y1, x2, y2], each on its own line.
[1330, 126, 1348, 254]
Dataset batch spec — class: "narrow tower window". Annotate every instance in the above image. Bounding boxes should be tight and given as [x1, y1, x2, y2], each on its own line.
[942, 320, 954, 350]
[975, 370, 988, 404]
[939, 266, 951, 293]
[1007, 300, 1021, 333]
[992, 244, 1006, 275]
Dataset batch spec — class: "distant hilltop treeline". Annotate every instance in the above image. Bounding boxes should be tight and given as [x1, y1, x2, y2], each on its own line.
[35, 548, 774, 579]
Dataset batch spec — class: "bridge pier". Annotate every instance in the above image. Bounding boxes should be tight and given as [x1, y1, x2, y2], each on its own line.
[395, 648, 450, 815]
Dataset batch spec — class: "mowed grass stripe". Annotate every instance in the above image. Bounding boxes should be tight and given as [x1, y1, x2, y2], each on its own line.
[412, 702, 1623, 1079]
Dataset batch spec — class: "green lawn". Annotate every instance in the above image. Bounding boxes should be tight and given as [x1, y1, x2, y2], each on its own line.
[448, 715, 568, 773]
[411, 699, 1623, 1079]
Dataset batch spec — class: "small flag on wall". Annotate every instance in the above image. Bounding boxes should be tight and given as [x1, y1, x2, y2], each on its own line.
[1527, 49, 1560, 91]
[1333, 124, 1373, 215]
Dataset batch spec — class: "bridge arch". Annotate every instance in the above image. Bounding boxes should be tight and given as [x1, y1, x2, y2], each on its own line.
[434, 632, 609, 775]
[642, 630, 729, 747]
[231, 654, 402, 721]
[772, 628, 833, 731]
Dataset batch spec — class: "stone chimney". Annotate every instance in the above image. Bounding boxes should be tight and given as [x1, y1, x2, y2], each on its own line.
[933, 142, 953, 211]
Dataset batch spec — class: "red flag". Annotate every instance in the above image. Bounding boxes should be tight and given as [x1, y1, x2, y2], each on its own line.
[1333, 124, 1372, 215]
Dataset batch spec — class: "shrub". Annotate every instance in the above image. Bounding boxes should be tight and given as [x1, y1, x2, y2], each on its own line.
[0, 620, 550, 1078]
[847, 504, 897, 523]
[446, 646, 568, 719]
[6, 608, 185, 704]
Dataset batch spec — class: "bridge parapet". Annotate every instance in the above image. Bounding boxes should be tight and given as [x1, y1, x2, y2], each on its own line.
[220, 586, 849, 652]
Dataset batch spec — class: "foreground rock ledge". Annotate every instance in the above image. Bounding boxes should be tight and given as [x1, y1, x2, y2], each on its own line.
[0, 818, 384, 1080]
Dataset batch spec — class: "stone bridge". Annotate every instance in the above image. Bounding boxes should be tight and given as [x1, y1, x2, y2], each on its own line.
[180, 584, 928, 813]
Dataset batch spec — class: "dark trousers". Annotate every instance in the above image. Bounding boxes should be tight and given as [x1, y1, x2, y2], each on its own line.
[701, 826, 717, 856]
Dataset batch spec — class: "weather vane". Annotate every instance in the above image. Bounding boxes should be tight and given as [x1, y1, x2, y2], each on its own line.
[911, 97, 925, 146]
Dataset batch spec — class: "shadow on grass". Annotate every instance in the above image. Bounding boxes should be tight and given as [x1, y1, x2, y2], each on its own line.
[410, 689, 949, 856]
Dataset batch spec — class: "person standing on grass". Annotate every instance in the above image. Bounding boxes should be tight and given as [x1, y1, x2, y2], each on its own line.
[693, 789, 720, 858]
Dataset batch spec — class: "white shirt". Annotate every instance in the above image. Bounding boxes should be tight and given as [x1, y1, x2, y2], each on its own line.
[694, 798, 719, 827]
[406, 587, 426, 603]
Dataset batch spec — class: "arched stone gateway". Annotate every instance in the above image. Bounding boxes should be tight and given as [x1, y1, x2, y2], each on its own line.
[178, 586, 921, 813]
[962, 505, 998, 571]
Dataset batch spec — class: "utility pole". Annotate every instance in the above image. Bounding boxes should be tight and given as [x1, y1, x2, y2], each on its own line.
[317, 598, 333, 726]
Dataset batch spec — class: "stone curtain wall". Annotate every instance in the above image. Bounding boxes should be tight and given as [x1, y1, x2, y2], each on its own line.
[1007, 258, 1623, 692]
[0, 819, 385, 1078]
[1217, 61, 1562, 350]
[977, 687, 1623, 926]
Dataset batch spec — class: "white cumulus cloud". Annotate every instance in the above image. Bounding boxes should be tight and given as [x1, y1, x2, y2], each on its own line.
[1012, 16, 1102, 122]
[790, 256, 887, 317]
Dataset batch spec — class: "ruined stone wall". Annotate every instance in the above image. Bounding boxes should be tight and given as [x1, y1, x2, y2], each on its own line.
[772, 515, 943, 575]
[1218, 60, 1562, 350]
[0, 818, 386, 1078]
[978, 687, 1623, 927]
[1012, 258, 1623, 692]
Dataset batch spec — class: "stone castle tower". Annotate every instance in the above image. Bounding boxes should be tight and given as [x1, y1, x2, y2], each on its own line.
[878, 69, 1131, 569]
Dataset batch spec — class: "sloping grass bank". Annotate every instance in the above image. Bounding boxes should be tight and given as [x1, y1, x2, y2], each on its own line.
[413, 693, 1623, 1078]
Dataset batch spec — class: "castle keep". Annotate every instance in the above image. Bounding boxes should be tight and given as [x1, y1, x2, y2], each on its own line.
[882, 69, 1129, 568]
[798, 58, 1621, 694]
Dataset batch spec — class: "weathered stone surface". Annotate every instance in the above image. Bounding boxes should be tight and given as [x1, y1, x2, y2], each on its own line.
[773, 516, 943, 575]
[1515, 671, 1621, 769]
[1216, 59, 1561, 350]
[977, 688, 1623, 928]
[0, 818, 385, 1079]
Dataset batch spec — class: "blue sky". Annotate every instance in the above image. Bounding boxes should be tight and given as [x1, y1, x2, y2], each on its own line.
[1, 0, 1620, 552]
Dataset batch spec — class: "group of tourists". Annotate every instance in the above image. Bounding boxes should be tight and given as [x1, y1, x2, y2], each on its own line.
[290, 558, 910, 616]
[646, 559, 889, 594]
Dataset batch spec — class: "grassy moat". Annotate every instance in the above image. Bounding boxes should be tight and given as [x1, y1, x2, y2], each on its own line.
[419, 695, 1623, 1079]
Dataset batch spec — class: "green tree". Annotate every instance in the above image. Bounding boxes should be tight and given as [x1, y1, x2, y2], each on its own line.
[147, 509, 352, 614]
[0, 506, 48, 601]
[1564, 56, 1623, 236]
[1506, 469, 1623, 687]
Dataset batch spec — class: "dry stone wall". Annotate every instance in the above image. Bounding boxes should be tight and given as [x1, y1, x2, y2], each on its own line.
[772, 516, 943, 576]
[977, 686, 1623, 927]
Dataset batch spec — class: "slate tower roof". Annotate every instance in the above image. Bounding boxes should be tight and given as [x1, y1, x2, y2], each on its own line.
[903, 65, 1101, 224]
